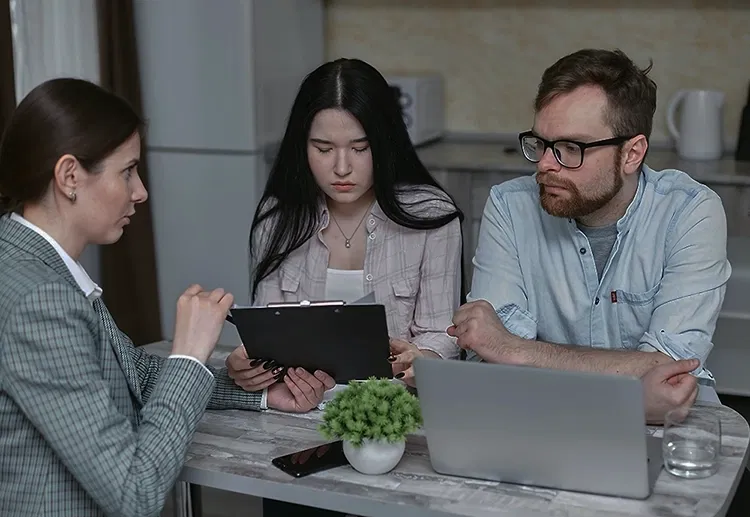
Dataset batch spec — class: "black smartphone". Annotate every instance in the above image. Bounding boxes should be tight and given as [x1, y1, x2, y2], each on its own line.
[271, 441, 348, 478]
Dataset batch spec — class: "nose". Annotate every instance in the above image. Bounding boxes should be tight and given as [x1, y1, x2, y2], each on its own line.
[333, 149, 352, 177]
[132, 172, 149, 204]
[537, 146, 561, 173]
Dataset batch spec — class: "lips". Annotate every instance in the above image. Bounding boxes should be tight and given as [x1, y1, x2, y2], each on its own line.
[332, 183, 355, 192]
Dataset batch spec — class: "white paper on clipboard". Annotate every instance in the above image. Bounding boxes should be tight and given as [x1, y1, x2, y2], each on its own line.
[350, 291, 375, 305]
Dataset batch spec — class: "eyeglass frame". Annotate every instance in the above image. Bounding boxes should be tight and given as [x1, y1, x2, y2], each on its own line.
[518, 130, 636, 170]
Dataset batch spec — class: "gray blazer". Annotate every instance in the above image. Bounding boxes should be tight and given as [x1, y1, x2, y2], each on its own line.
[0, 216, 262, 517]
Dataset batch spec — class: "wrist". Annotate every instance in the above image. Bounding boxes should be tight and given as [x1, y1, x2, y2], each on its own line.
[170, 343, 208, 364]
[486, 332, 527, 365]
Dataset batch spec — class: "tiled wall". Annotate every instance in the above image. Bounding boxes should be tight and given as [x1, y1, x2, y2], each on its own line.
[325, 0, 750, 149]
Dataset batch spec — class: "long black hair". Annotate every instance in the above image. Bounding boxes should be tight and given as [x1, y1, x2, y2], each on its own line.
[250, 58, 464, 301]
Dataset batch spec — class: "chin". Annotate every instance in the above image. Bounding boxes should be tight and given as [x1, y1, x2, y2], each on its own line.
[327, 189, 362, 203]
[98, 228, 125, 245]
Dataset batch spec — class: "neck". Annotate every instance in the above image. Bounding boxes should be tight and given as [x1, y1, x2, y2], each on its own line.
[21, 203, 86, 260]
[327, 188, 375, 220]
[577, 177, 638, 227]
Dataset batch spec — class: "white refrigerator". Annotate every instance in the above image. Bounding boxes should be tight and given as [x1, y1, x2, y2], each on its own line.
[134, 0, 325, 344]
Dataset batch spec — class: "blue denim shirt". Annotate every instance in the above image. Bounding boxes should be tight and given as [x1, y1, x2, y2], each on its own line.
[468, 165, 731, 387]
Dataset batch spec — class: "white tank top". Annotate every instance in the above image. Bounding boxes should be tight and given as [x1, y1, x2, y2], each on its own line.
[325, 268, 365, 302]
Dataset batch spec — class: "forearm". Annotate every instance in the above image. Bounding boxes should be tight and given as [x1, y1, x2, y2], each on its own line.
[206, 365, 263, 410]
[484, 334, 673, 377]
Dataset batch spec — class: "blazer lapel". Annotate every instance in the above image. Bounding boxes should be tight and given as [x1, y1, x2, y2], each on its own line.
[0, 216, 143, 403]
[93, 298, 143, 405]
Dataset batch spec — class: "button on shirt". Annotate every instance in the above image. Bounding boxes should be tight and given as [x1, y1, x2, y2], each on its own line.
[468, 165, 732, 386]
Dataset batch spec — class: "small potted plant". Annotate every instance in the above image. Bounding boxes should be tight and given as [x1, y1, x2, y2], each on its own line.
[319, 377, 422, 475]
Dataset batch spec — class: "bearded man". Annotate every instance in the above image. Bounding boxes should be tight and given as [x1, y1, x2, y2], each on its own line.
[449, 48, 731, 412]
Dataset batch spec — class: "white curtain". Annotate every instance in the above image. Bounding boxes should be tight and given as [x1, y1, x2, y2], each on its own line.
[8, 0, 101, 280]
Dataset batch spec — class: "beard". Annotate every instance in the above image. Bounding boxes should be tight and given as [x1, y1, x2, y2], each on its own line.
[537, 163, 623, 219]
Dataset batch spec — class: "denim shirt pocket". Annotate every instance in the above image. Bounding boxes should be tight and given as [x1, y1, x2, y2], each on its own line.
[615, 283, 661, 349]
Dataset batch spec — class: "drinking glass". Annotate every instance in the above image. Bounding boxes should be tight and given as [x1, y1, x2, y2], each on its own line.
[663, 407, 721, 479]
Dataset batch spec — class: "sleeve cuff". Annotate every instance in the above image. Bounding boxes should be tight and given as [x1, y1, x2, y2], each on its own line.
[638, 331, 715, 385]
[168, 354, 214, 378]
[261, 388, 268, 410]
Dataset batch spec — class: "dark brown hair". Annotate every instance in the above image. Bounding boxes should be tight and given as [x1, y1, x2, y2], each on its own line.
[534, 49, 657, 141]
[0, 77, 143, 214]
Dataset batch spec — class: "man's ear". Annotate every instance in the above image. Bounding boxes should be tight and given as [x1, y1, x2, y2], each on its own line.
[622, 135, 648, 176]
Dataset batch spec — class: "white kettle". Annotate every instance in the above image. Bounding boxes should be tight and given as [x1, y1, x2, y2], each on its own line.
[667, 89, 725, 160]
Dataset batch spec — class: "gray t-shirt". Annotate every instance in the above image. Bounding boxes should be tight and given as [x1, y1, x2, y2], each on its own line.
[577, 222, 618, 280]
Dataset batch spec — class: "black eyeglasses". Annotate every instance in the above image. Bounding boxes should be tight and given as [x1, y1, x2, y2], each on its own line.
[518, 130, 634, 169]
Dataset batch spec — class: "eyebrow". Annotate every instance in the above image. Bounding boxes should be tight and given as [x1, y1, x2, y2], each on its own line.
[309, 137, 368, 145]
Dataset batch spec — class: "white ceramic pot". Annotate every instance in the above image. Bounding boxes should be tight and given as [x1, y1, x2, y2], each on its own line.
[343, 438, 406, 475]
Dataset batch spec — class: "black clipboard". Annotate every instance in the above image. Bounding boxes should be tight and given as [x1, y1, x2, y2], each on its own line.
[229, 300, 393, 383]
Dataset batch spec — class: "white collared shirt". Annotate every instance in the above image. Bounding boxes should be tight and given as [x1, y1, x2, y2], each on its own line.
[9, 213, 217, 379]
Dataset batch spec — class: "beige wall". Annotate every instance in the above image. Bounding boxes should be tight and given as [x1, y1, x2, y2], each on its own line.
[325, 0, 750, 148]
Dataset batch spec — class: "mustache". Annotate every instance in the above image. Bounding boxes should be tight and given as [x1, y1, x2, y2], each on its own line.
[536, 174, 574, 190]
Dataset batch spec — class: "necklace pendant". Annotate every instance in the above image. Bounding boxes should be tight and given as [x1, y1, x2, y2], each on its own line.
[345, 239, 351, 248]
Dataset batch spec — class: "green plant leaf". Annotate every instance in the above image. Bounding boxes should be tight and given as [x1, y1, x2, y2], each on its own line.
[318, 378, 422, 447]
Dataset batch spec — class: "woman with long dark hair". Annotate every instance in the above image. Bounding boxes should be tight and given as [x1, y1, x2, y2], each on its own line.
[226, 57, 463, 391]
[226, 56, 464, 517]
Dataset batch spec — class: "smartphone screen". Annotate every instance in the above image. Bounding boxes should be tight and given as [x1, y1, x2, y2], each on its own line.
[271, 441, 347, 478]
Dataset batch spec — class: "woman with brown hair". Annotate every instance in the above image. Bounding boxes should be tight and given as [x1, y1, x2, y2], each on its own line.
[0, 77, 332, 517]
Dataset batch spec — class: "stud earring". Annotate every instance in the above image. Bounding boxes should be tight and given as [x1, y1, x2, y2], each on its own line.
[69, 191, 77, 203]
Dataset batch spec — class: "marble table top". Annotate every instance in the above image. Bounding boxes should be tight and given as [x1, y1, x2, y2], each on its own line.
[142, 341, 749, 517]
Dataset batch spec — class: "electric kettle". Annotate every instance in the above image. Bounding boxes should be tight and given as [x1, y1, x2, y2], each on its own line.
[666, 89, 724, 160]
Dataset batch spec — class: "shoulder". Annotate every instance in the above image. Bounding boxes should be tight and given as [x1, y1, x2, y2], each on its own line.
[641, 165, 725, 219]
[485, 174, 540, 217]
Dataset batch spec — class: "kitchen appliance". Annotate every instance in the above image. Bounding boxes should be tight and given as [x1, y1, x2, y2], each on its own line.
[386, 74, 445, 146]
[666, 89, 725, 160]
[134, 0, 324, 344]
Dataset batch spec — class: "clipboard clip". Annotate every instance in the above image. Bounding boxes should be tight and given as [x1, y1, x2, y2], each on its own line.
[266, 299, 345, 308]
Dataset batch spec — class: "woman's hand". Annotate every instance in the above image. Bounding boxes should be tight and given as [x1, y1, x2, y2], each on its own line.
[389, 338, 439, 387]
[266, 368, 336, 413]
[225, 345, 284, 392]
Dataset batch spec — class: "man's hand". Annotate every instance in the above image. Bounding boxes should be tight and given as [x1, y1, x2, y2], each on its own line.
[266, 368, 335, 413]
[447, 300, 521, 364]
[642, 359, 700, 424]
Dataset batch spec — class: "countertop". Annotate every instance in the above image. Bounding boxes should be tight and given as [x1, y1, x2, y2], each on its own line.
[415, 139, 750, 186]
[145, 341, 749, 517]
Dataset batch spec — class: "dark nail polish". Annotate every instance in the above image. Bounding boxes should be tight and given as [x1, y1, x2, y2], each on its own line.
[249, 359, 262, 367]
[388, 355, 397, 362]
[262, 360, 276, 370]
[272, 366, 283, 375]
[395, 372, 405, 379]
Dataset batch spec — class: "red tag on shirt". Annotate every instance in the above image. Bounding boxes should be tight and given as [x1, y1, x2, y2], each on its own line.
[610, 291, 618, 303]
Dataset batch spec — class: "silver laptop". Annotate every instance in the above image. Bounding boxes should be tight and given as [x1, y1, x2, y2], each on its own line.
[413, 358, 663, 499]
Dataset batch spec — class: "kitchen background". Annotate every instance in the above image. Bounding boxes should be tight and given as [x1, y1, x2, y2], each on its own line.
[6, 1, 750, 516]
[326, 0, 750, 148]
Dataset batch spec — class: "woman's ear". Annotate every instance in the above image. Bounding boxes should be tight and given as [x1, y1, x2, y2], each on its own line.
[52, 154, 83, 201]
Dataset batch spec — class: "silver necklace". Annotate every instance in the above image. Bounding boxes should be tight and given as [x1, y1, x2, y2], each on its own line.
[329, 205, 371, 249]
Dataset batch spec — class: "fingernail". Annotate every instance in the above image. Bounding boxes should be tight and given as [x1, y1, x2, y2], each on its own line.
[388, 355, 397, 362]
[395, 372, 405, 379]
[262, 360, 275, 370]
[249, 359, 262, 367]
[272, 366, 283, 375]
